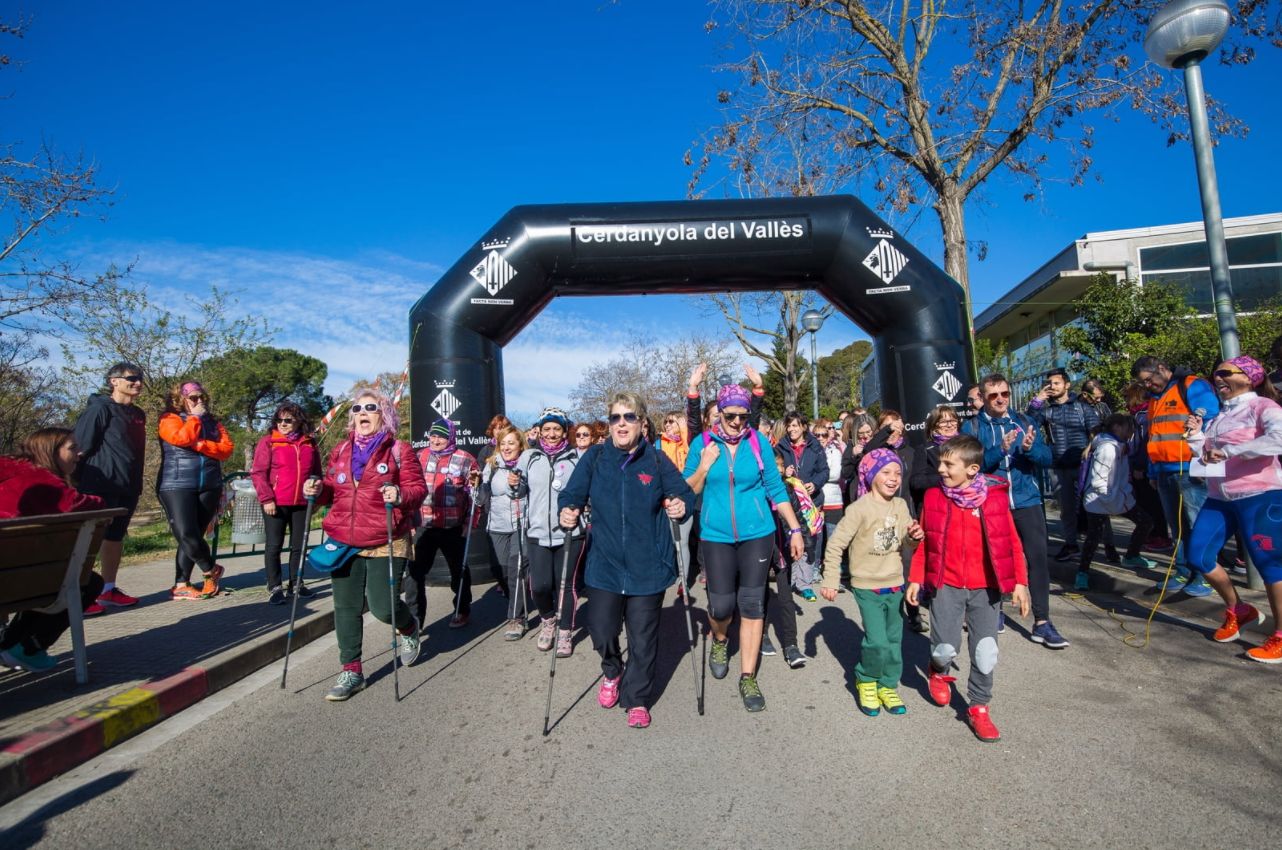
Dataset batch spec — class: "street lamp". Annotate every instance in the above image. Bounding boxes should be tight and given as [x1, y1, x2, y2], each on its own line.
[1144, 0, 1239, 358]
[801, 309, 825, 421]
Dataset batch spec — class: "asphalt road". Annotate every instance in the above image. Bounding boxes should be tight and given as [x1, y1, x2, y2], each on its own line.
[2, 579, 1278, 850]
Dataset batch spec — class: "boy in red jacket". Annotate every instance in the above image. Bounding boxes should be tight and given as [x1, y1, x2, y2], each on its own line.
[906, 435, 1031, 743]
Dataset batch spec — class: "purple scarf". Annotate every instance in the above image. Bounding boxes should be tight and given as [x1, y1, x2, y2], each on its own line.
[539, 437, 568, 456]
[351, 431, 388, 482]
[931, 432, 951, 446]
[428, 418, 458, 458]
[887, 432, 905, 449]
[941, 474, 989, 510]
[711, 418, 751, 445]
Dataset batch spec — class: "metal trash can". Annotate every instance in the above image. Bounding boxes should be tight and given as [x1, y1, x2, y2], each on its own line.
[230, 477, 265, 546]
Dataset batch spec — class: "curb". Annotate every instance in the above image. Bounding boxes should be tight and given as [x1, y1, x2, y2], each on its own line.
[0, 609, 334, 807]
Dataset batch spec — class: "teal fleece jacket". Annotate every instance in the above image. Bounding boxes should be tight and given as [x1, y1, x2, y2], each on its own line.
[683, 428, 790, 544]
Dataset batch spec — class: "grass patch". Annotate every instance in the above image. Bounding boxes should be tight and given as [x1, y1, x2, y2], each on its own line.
[121, 509, 326, 566]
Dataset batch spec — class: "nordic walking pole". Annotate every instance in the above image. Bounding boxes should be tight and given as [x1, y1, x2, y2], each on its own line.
[453, 480, 482, 623]
[543, 516, 580, 736]
[669, 511, 704, 716]
[509, 492, 525, 625]
[280, 475, 320, 689]
[385, 500, 402, 702]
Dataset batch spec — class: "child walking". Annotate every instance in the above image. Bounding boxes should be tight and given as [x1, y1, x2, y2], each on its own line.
[821, 449, 923, 716]
[906, 435, 1031, 742]
[1075, 413, 1155, 590]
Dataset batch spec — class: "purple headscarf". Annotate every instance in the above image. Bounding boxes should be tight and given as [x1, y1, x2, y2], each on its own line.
[716, 384, 752, 411]
[1226, 355, 1266, 388]
[857, 448, 901, 498]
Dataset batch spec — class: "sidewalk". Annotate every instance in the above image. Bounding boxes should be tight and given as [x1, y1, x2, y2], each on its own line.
[0, 542, 336, 806]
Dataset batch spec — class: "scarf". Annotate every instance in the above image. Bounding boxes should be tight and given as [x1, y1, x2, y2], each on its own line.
[539, 437, 568, 456]
[271, 429, 303, 443]
[931, 431, 951, 446]
[887, 432, 905, 449]
[941, 473, 989, 510]
[711, 417, 749, 445]
[428, 418, 457, 457]
[351, 430, 388, 482]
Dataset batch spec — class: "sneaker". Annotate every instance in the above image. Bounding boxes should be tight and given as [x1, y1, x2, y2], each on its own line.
[1054, 544, 1080, 563]
[268, 586, 287, 606]
[801, 588, 817, 602]
[709, 638, 730, 680]
[1073, 572, 1090, 591]
[784, 645, 806, 668]
[738, 674, 766, 712]
[1153, 566, 1190, 591]
[199, 565, 225, 598]
[171, 584, 206, 600]
[760, 634, 777, 656]
[997, 612, 1005, 634]
[1246, 634, 1282, 664]
[555, 629, 574, 658]
[877, 686, 907, 715]
[1121, 555, 1154, 570]
[1229, 561, 1249, 576]
[626, 706, 651, 728]
[536, 617, 557, 652]
[83, 602, 105, 617]
[1181, 577, 1213, 598]
[598, 676, 621, 709]
[292, 582, 314, 598]
[448, 613, 469, 629]
[1104, 549, 1120, 565]
[927, 669, 956, 706]
[324, 670, 365, 701]
[503, 618, 525, 641]
[0, 644, 58, 672]
[967, 704, 1001, 742]
[1215, 604, 1263, 643]
[855, 680, 881, 716]
[1030, 621, 1070, 649]
[398, 616, 422, 667]
[97, 587, 139, 607]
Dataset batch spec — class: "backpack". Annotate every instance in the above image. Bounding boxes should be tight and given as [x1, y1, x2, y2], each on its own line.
[701, 427, 766, 473]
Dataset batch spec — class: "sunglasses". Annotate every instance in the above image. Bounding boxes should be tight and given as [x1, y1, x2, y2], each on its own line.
[986, 390, 1011, 400]
[721, 412, 748, 423]
[814, 430, 829, 437]
[114, 375, 143, 383]
[186, 394, 207, 402]
[608, 412, 640, 424]
[275, 417, 296, 424]
[575, 431, 592, 438]
[1213, 369, 1244, 379]
[352, 403, 380, 413]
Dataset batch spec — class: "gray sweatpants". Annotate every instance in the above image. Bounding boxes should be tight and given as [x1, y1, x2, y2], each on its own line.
[928, 584, 1002, 705]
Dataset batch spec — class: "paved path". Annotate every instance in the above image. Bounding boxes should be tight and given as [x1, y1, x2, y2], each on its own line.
[2, 553, 1276, 849]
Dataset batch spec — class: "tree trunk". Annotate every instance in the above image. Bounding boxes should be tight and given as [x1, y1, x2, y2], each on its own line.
[934, 188, 974, 340]
[784, 340, 798, 412]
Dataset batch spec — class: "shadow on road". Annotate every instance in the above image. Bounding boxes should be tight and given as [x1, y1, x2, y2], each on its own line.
[3, 770, 134, 849]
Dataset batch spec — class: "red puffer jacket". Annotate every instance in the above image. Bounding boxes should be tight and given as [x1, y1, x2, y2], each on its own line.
[317, 436, 426, 548]
[909, 478, 1028, 593]
[250, 431, 321, 507]
[0, 456, 105, 518]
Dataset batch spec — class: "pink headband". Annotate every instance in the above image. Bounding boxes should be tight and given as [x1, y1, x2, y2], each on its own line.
[1226, 356, 1265, 388]
[181, 381, 205, 396]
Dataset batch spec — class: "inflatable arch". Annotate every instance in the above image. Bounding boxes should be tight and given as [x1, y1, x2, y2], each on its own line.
[408, 196, 974, 448]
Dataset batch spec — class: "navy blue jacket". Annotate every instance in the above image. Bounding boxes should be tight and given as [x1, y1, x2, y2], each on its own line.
[1025, 396, 1101, 468]
[558, 440, 695, 596]
[962, 410, 1051, 510]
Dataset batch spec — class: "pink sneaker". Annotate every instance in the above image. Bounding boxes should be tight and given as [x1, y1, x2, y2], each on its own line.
[97, 587, 139, 607]
[555, 629, 574, 658]
[626, 707, 650, 728]
[598, 676, 621, 708]
[536, 617, 557, 652]
[83, 602, 106, 617]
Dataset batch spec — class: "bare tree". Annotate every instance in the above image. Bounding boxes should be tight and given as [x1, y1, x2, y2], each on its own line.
[691, 0, 1281, 331]
[569, 333, 739, 419]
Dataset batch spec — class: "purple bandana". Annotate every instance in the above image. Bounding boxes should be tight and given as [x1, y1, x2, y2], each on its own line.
[1227, 355, 1266, 388]
[717, 384, 752, 411]
[931, 431, 951, 446]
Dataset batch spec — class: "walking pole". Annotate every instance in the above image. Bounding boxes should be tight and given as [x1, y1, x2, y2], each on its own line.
[669, 511, 704, 716]
[542, 517, 580, 736]
[509, 493, 525, 625]
[280, 475, 320, 689]
[385, 502, 402, 702]
[453, 483, 482, 622]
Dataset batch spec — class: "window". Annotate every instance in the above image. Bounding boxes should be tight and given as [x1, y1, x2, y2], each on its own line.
[1139, 232, 1282, 311]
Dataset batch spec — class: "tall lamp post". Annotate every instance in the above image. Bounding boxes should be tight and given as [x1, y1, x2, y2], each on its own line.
[801, 309, 825, 421]
[1144, 0, 1239, 359]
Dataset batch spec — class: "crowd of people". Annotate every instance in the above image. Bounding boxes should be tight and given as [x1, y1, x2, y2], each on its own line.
[2, 335, 1281, 740]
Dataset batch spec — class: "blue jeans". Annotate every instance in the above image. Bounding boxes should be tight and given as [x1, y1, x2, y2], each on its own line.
[1154, 468, 1208, 569]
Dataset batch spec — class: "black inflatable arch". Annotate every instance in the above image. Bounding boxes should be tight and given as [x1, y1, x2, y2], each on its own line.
[409, 196, 974, 449]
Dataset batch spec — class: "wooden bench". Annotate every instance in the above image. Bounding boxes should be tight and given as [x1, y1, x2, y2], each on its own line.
[0, 508, 127, 684]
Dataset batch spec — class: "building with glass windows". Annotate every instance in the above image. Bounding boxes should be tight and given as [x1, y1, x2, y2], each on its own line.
[860, 212, 1281, 410]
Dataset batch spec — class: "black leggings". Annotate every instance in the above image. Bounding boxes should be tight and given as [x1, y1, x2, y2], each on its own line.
[700, 533, 774, 621]
[159, 488, 221, 585]
[527, 536, 584, 628]
[1, 574, 104, 653]
[263, 504, 309, 590]
[408, 526, 468, 622]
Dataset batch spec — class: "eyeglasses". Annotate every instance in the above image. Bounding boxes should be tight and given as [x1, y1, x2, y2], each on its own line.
[352, 403, 380, 413]
[986, 390, 1011, 400]
[275, 417, 296, 425]
[1213, 369, 1244, 379]
[937, 419, 960, 428]
[114, 375, 143, 383]
[721, 412, 747, 423]
[608, 412, 639, 424]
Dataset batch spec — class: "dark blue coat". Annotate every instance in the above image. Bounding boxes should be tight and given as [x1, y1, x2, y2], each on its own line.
[558, 440, 695, 596]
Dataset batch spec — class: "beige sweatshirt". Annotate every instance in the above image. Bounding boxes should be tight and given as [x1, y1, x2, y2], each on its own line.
[821, 495, 917, 591]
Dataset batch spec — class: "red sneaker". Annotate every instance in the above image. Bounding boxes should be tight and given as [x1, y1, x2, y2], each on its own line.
[1214, 603, 1262, 643]
[83, 602, 106, 616]
[927, 670, 956, 706]
[598, 676, 621, 709]
[97, 587, 139, 607]
[968, 704, 1001, 742]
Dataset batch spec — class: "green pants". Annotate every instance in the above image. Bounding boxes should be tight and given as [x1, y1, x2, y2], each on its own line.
[852, 587, 904, 689]
[332, 555, 414, 665]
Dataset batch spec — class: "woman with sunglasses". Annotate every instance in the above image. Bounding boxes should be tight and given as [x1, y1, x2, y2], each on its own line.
[514, 407, 585, 657]
[559, 392, 695, 728]
[157, 382, 234, 600]
[302, 392, 426, 701]
[572, 422, 595, 455]
[684, 384, 805, 712]
[251, 402, 322, 605]
[1183, 356, 1282, 663]
[476, 415, 514, 598]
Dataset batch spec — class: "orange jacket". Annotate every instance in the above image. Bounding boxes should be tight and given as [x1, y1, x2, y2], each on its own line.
[158, 412, 234, 461]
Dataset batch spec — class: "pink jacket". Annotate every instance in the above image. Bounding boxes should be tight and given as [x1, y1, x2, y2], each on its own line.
[1188, 393, 1282, 501]
[250, 431, 322, 507]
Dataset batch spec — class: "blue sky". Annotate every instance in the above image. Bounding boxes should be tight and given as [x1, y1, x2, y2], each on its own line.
[9, 1, 1280, 422]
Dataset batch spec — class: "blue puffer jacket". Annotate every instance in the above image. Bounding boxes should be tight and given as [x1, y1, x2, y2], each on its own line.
[962, 410, 1051, 510]
[558, 441, 695, 596]
[1026, 396, 1101, 469]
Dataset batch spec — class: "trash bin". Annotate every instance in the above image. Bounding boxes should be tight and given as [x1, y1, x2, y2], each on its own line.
[230, 477, 265, 546]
